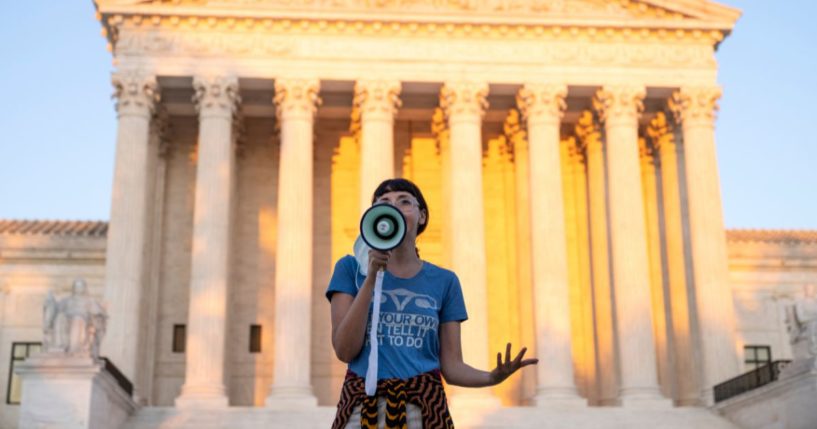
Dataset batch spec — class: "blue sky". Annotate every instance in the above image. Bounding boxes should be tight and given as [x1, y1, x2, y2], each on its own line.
[0, 1, 815, 229]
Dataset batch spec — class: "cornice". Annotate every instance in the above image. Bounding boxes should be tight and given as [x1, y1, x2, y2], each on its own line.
[96, 2, 734, 52]
[96, 0, 741, 25]
[726, 229, 817, 245]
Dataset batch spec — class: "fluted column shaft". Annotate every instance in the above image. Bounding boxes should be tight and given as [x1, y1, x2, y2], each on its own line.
[648, 112, 698, 404]
[176, 76, 239, 408]
[517, 84, 583, 406]
[593, 86, 666, 406]
[440, 82, 498, 406]
[575, 111, 617, 405]
[639, 137, 672, 398]
[102, 70, 159, 398]
[669, 86, 739, 405]
[355, 80, 401, 212]
[266, 78, 321, 408]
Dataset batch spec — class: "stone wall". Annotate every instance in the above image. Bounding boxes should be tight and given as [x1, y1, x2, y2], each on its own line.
[726, 230, 817, 368]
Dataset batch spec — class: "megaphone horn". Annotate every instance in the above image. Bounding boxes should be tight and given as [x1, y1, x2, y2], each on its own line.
[360, 203, 407, 252]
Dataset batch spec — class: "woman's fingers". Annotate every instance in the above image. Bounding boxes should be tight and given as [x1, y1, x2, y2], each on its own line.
[505, 343, 512, 365]
[367, 250, 391, 273]
[520, 358, 539, 368]
[513, 346, 527, 365]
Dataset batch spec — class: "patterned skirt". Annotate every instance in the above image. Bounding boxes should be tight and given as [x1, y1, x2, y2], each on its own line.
[331, 369, 455, 429]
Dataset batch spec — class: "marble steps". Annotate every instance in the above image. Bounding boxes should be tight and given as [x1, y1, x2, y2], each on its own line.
[121, 406, 740, 429]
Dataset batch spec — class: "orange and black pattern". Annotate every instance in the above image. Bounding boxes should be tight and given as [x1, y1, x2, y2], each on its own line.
[332, 369, 455, 429]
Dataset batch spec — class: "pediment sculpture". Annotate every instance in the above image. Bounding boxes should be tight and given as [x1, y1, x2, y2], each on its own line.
[42, 279, 108, 360]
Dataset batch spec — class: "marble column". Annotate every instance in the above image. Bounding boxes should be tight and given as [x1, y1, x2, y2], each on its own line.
[354, 80, 401, 213]
[265, 78, 321, 408]
[507, 112, 537, 402]
[440, 82, 499, 407]
[638, 136, 672, 399]
[176, 75, 240, 408]
[102, 70, 159, 399]
[593, 86, 668, 407]
[517, 84, 584, 406]
[648, 112, 698, 405]
[574, 110, 617, 405]
[669, 86, 739, 405]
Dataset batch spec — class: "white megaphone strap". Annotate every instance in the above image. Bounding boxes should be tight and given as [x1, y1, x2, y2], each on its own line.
[365, 270, 384, 396]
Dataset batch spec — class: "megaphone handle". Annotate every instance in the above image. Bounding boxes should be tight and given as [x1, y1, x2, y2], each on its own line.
[365, 269, 385, 396]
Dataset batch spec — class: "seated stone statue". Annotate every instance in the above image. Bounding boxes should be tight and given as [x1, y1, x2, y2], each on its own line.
[42, 279, 107, 359]
[785, 284, 817, 361]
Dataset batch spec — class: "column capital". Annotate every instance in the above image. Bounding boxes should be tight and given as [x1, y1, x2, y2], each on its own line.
[563, 136, 584, 163]
[646, 111, 675, 152]
[516, 83, 567, 124]
[111, 70, 159, 118]
[593, 85, 646, 125]
[152, 107, 172, 158]
[668, 86, 722, 127]
[638, 136, 655, 161]
[440, 81, 489, 119]
[274, 78, 321, 122]
[353, 80, 402, 121]
[574, 110, 602, 153]
[503, 109, 527, 157]
[192, 75, 240, 119]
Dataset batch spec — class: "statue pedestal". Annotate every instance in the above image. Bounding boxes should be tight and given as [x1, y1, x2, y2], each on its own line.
[16, 354, 137, 429]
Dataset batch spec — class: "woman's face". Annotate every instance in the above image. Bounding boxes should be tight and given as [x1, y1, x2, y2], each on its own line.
[373, 191, 427, 239]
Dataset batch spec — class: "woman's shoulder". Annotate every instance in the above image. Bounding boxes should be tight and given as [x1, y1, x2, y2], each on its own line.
[420, 260, 458, 282]
[335, 254, 359, 272]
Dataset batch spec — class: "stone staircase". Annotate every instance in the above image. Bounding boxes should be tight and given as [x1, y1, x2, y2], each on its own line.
[121, 405, 740, 429]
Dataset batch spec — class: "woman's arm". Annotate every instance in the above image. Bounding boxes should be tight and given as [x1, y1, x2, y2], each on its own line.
[330, 250, 390, 363]
[439, 321, 538, 387]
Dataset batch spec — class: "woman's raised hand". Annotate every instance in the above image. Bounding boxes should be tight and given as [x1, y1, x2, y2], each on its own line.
[489, 343, 538, 385]
[367, 249, 390, 278]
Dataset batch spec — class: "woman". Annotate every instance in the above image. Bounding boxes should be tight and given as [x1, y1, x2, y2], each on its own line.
[326, 178, 537, 429]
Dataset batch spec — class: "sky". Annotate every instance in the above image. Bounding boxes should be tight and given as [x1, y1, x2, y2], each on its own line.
[0, 1, 815, 229]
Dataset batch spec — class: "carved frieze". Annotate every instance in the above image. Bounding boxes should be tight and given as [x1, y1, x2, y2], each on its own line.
[103, 0, 689, 20]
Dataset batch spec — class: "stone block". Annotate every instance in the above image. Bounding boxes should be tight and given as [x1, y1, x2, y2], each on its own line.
[16, 355, 137, 429]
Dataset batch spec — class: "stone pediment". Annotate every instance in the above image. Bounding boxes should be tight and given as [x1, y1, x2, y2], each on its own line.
[97, 0, 740, 30]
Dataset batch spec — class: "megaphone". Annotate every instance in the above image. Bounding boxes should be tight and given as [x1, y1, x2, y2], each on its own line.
[354, 203, 408, 397]
[359, 203, 407, 252]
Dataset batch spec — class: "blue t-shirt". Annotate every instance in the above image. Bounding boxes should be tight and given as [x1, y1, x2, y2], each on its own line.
[326, 255, 468, 380]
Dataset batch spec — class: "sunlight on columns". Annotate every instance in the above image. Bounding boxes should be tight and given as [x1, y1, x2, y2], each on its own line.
[402, 137, 445, 266]
[483, 136, 522, 405]
[561, 136, 597, 401]
[331, 137, 361, 265]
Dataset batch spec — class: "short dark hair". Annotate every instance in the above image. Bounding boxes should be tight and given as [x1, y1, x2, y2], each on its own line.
[371, 178, 429, 235]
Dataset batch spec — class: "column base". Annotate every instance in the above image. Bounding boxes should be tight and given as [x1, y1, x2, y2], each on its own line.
[619, 388, 673, 409]
[699, 387, 715, 407]
[532, 388, 587, 408]
[265, 385, 318, 409]
[175, 384, 229, 409]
